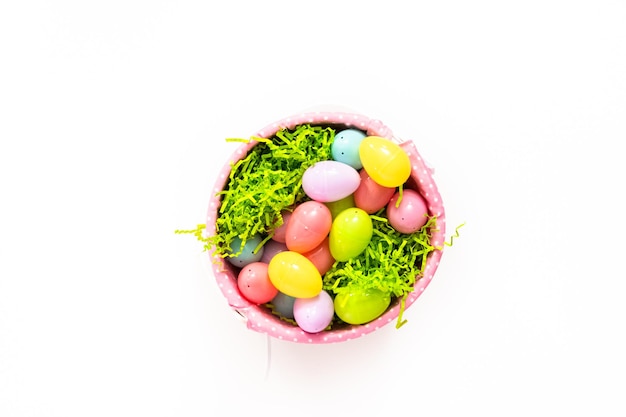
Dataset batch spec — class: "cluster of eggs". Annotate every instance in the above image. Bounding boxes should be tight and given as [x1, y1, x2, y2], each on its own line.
[226, 129, 429, 334]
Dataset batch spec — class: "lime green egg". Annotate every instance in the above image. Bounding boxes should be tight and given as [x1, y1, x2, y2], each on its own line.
[334, 288, 391, 325]
[324, 194, 355, 219]
[329, 208, 372, 262]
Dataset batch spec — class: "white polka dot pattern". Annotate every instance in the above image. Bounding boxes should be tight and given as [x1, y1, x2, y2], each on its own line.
[206, 111, 446, 344]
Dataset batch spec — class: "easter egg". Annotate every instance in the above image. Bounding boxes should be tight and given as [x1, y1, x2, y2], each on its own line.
[260, 239, 289, 264]
[285, 201, 332, 253]
[302, 160, 361, 202]
[359, 136, 411, 188]
[329, 208, 373, 262]
[331, 128, 366, 169]
[293, 290, 335, 333]
[333, 288, 391, 325]
[268, 251, 322, 298]
[302, 237, 335, 275]
[227, 234, 265, 268]
[387, 189, 429, 234]
[324, 194, 355, 219]
[353, 169, 396, 214]
[237, 262, 278, 304]
[271, 210, 292, 243]
[271, 292, 296, 319]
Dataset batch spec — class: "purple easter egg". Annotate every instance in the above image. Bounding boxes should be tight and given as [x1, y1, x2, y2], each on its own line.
[293, 290, 335, 333]
[302, 161, 361, 203]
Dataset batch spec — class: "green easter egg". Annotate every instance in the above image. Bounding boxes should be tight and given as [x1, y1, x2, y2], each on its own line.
[324, 194, 355, 219]
[334, 288, 391, 325]
[329, 208, 372, 261]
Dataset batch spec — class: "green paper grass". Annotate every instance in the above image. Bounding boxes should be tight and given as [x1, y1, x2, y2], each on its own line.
[323, 211, 438, 328]
[444, 222, 466, 247]
[324, 213, 437, 297]
[209, 124, 334, 258]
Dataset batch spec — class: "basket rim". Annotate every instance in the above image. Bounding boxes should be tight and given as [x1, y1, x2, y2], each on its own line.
[205, 111, 446, 344]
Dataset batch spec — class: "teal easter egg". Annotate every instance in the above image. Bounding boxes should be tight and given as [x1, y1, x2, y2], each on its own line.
[331, 128, 366, 169]
[227, 234, 265, 267]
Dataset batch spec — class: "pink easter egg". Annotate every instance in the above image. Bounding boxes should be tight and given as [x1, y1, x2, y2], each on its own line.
[237, 262, 278, 304]
[285, 201, 333, 253]
[353, 169, 396, 214]
[301, 160, 361, 202]
[386, 189, 429, 234]
[302, 237, 335, 275]
[271, 210, 292, 243]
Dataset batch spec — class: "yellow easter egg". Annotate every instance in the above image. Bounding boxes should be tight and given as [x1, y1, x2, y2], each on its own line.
[359, 136, 411, 188]
[268, 251, 322, 298]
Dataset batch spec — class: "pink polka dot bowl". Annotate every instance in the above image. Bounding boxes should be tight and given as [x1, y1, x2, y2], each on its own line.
[206, 111, 446, 344]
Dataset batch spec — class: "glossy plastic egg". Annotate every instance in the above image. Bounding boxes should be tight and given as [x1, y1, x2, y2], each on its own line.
[271, 210, 293, 243]
[268, 251, 322, 298]
[387, 189, 429, 234]
[237, 262, 278, 304]
[331, 128, 366, 169]
[359, 136, 411, 188]
[260, 239, 288, 264]
[302, 237, 335, 275]
[333, 288, 391, 325]
[353, 169, 396, 214]
[324, 194, 355, 219]
[271, 292, 296, 319]
[227, 234, 265, 268]
[285, 201, 332, 253]
[329, 208, 373, 262]
[302, 160, 361, 202]
[293, 290, 335, 333]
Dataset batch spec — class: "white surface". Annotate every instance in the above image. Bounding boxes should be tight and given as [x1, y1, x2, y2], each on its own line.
[1, 1, 625, 416]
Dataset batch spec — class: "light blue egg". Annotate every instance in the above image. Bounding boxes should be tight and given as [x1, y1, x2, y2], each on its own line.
[271, 292, 296, 319]
[331, 128, 366, 169]
[227, 234, 264, 268]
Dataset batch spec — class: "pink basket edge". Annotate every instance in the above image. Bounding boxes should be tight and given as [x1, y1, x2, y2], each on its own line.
[205, 111, 446, 344]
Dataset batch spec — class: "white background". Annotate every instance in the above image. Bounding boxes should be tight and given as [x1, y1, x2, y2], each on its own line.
[1, 1, 625, 416]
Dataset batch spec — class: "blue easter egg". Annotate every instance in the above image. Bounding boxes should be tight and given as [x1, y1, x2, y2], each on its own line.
[271, 292, 296, 319]
[331, 128, 366, 169]
[227, 234, 265, 267]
